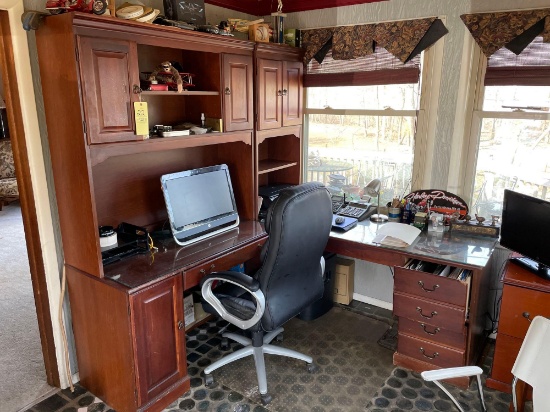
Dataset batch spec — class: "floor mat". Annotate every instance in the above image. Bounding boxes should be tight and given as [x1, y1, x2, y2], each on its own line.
[367, 367, 526, 411]
[196, 307, 395, 411]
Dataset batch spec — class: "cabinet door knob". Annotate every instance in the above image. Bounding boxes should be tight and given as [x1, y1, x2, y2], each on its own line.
[420, 347, 439, 359]
[418, 280, 439, 292]
[200, 269, 206, 275]
[225, 87, 231, 95]
[416, 307, 437, 319]
[209, 264, 216, 273]
[522, 312, 532, 322]
[277, 90, 283, 96]
[178, 320, 184, 330]
[282, 89, 288, 96]
[133, 84, 142, 94]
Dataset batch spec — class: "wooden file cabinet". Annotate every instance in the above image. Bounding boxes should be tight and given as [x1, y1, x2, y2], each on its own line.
[486, 260, 550, 393]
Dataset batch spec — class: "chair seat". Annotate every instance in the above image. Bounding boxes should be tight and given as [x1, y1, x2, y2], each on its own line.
[0, 177, 18, 197]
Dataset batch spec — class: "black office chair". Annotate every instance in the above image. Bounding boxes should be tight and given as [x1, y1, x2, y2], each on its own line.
[200, 182, 333, 405]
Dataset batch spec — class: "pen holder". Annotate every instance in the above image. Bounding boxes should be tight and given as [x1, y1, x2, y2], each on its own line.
[388, 207, 401, 223]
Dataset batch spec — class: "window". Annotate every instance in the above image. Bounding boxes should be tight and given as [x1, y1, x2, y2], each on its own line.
[467, 37, 550, 218]
[304, 48, 422, 207]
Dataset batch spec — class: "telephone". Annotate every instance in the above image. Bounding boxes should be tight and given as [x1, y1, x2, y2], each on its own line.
[338, 202, 377, 221]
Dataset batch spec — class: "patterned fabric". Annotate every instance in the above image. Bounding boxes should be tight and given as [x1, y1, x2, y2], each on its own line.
[0, 139, 18, 198]
[302, 18, 446, 65]
[461, 9, 550, 57]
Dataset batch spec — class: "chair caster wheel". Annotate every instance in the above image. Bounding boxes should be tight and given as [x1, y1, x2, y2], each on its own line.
[260, 393, 272, 405]
[220, 338, 229, 351]
[276, 333, 284, 342]
[204, 374, 214, 387]
[307, 362, 318, 373]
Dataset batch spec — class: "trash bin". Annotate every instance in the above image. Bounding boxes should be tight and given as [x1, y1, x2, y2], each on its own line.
[298, 252, 337, 321]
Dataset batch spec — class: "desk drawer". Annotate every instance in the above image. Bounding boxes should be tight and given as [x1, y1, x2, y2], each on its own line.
[499, 284, 550, 339]
[184, 239, 266, 290]
[398, 333, 465, 369]
[398, 317, 466, 350]
[393, 292, 466, 333]
[395, 265, 468, 307]
[490, 333, 522, 385]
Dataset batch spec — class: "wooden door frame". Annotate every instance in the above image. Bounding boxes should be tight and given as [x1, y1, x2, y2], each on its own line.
[0, 6, 59, 386]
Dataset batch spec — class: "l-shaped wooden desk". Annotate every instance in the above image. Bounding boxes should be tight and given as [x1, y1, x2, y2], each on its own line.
[326, 220, 498, 387]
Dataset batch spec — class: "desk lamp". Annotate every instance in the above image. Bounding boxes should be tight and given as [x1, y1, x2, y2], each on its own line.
[364, 178, 388, 222]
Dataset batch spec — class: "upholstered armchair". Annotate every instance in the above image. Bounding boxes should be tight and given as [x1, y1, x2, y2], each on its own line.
[0, 139, 18, 210]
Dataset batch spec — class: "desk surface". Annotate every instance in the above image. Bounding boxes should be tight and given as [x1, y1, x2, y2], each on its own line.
[329, 220, 497, 269]
[102, 220, 267, 290]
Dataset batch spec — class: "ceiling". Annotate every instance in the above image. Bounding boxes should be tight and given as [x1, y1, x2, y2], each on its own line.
[205, 0, 387, 16]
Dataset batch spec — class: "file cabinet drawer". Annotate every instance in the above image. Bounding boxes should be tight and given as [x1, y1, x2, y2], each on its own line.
[490, 333, 522, 385]
[499, 284, 550, 339]
[393, 292, 466, 333]
[398, 317, 466, 350]
[398, 333, 465, 369]
[395, 266, 468, 307]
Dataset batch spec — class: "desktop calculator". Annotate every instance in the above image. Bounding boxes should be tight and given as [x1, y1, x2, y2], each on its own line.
[338, 202, 376, 221]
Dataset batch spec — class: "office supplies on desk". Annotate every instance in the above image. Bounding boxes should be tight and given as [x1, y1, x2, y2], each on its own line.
[338, 202, 376, 221]
[372, 222, 420, 247]
[331, 214, 358, 231]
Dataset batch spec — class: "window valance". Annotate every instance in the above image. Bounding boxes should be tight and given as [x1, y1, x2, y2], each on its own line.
[300, 17, 448, 65]
[461, 9, 550, 57]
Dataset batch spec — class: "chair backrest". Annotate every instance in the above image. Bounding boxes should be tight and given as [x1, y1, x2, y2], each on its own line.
[511, 316, 550, 409]
[258, 182, 332, 331]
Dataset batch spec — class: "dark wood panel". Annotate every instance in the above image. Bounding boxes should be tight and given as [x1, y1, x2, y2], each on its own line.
[397, 333, 465, 369]
[393, 292, 466, 333]
[223, 54, 253, 131]
[394, 266, 468, 307]
[257, 58, 282, 130]
[206, 0, 386, 15]
[326, 236, 409, 267]
[503, 260, 550, 293]
[67, 267, 137, 412]
[36, 14, 103, 277]
[499, 284, 550, 338]
[131, 275, 187, 404]
[488, 333, 522, 389]
[282, 61, 303, 127]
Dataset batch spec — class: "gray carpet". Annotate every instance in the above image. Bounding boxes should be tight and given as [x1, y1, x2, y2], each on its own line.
[0, 203, 53, 412]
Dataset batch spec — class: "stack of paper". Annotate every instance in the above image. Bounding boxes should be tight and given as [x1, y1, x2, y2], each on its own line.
[372, 223, 421, 247]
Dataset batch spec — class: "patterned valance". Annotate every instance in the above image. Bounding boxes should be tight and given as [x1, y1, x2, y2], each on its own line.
[301, 18, 448, 65]
[461, 9, 550, 57]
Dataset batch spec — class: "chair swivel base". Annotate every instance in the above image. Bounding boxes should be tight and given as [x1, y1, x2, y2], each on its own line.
[203, 327, 316, 405]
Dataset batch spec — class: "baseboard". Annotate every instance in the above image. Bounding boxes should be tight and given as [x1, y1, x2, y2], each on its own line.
[353, 293, 393, 311]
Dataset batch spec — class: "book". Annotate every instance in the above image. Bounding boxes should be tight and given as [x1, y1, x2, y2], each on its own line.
[372, 222, 421, 248]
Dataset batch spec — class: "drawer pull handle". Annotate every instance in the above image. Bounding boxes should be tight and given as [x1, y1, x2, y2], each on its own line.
[420, 323, 440, 335]
[177, 320, 184, 330]
[200, 269, 206, 275]
[418, 281, 439, 292]
[420, 347, 439, 360]
[416, 307, 437, 319]
[522, 312, 532, 322]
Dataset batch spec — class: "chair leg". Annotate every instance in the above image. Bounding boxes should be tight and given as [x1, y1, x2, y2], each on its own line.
[252, 347, 268, 395]
[263, 327, 284, 344]
[204, 346, 254, 375]
[432, 380, 465, 412]
[263, 343, 313, 364]
[475, 374, 487, 412]
[223, 332, 252, 346]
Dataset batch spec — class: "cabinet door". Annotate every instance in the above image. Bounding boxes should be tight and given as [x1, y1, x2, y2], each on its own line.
[257, 59, 283, 130]
[282, 61, 303, 127]
[78, 36, 140, 144]
[131, 275, 187, 406]
[223, 54, 253, 131]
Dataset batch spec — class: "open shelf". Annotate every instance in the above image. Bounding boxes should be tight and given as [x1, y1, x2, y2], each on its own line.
[90, 131, 253, 166]
[140, 90, 219, 96]
[258, 159, 298, 174]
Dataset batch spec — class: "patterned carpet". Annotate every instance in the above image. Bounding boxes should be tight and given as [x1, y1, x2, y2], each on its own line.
[23, 305, 528, 412]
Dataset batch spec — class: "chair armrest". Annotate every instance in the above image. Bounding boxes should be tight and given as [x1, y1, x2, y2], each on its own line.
[200, 271, 260, 292]
[201, 271, 265, 330]
[421, 366, 483, 381]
